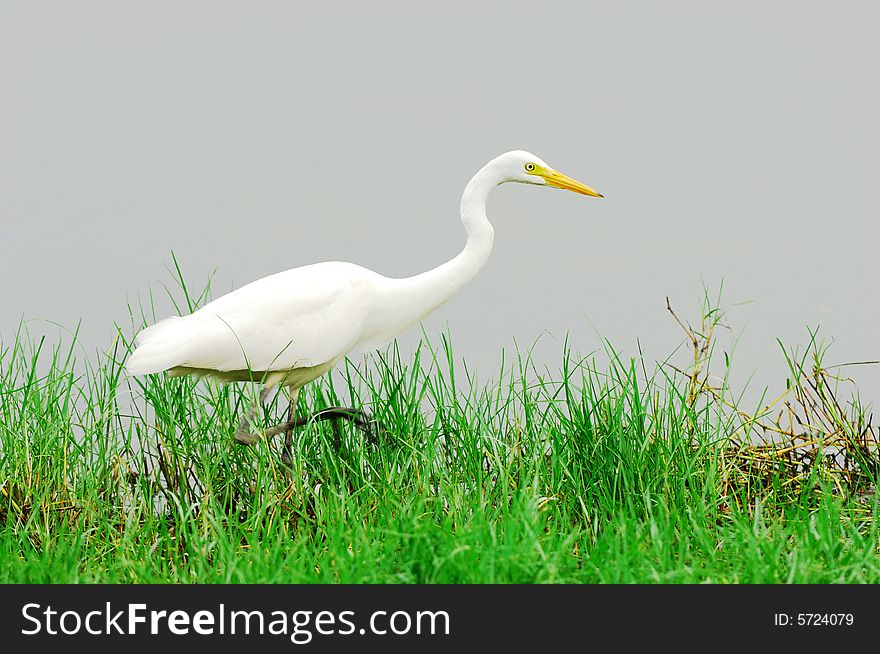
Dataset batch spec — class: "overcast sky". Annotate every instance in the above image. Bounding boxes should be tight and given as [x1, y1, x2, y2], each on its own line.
[2, 1, 877, 403]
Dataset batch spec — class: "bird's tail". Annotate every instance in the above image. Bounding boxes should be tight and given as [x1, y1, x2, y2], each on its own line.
[126, 316, 191, 375]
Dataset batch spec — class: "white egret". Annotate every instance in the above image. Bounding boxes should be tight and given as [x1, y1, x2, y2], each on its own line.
[127, 150, 602, 455]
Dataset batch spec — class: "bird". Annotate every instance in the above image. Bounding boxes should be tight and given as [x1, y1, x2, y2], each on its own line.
[127, 150, 602, 459]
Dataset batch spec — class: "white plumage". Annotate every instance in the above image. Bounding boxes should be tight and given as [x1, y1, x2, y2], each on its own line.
[127, 150, 601, 439]
[128, 262, 382, 381]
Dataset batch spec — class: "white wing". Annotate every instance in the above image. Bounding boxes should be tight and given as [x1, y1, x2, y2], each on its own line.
[127, 261, 382, 375]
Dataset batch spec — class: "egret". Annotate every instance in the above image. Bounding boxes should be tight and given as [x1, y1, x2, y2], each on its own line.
[127, 150, 602, 459]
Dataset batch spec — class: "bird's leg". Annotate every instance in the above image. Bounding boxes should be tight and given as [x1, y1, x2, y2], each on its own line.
[307, 406, 376, 446]
[260, 406, 376, 447]
[331, 419, 343, 451]
[233, 385, 275, 445]
[281, 390, 299, 469]
[235, 379, 374, 458]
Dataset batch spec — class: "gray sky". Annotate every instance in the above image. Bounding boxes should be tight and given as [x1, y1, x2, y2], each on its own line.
[2, 1, 878, 405]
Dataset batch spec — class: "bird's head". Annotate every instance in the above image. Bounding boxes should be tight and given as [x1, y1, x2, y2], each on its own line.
[491, 150, 603, 198]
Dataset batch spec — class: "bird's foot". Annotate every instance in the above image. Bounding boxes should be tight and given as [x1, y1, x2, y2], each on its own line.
[352, 410, 379, 444]
[311, 407, 373, 436]
[234, 430, 262, 446]
[280, 445, 295, 470]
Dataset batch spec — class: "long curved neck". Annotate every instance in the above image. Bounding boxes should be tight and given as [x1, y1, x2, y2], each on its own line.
[381, 162, 500, 331]
[418, 166, 497, 295]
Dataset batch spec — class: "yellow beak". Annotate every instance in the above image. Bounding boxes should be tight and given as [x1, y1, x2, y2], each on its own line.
[540, 169, 603, 198]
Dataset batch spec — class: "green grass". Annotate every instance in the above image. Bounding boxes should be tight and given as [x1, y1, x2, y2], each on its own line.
[1, 289, 878, 583]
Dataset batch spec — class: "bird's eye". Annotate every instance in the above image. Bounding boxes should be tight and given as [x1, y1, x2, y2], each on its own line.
[525, 163, 536, 172]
